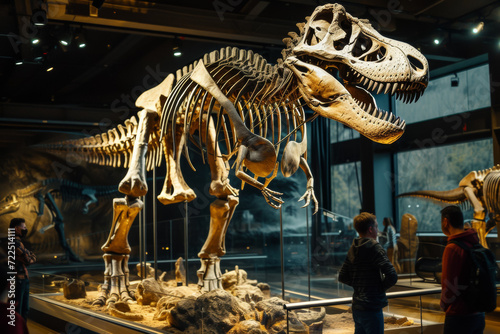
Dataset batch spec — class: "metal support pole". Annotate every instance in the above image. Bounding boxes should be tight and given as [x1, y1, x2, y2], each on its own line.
[138, 204, 143, 281]
[409, 217, 412, 285]
[280, 206, 285, 301]
[306, 207, 311, 301]
[419, 295, 423, 334]
[184, 201, 189, 286]
[153, 166, 158, 281]
[142, 195, 147, 279]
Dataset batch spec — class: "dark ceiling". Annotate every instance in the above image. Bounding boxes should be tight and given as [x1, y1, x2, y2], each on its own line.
[1, 0, 499, 148]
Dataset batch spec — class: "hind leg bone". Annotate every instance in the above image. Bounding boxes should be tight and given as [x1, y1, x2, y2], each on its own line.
[157, 127, 196, 205]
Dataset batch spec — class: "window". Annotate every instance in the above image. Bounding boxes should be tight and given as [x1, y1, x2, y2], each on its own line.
[396, 64, 490, 124]
[396, 138, 493, 231]
[332, 162, 362, 218]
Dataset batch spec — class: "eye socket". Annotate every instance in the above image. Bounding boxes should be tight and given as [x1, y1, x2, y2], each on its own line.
[408, 55, 424, 71]
[352, 34, 373, 57]
[306, 11, 333, 46]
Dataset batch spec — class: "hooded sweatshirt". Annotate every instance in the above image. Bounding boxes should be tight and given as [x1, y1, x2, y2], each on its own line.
[339, 237, 398, 310]
[440, 228, 481, 315]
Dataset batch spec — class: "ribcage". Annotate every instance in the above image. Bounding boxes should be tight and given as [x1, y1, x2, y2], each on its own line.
[484, 171, 500, 214]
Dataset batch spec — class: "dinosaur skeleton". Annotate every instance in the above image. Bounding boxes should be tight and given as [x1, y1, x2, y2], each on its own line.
[398, 165, 500, 248]
[0, 178, 119, 261]
[44, 4, 428, 303]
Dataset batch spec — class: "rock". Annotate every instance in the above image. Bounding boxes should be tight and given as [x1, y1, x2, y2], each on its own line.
[108, 302, 144, 321]
[168, 289, 254, 333]
[308, 321, 323, 334]
[135, 277, 165, 306]
[295, 307, 325, 326]
[168, 298, 197, 331]
[62, 279, 86, 299]
[233, 284, 264, 303]
[154, 285, 200, 320]
[195, 289, 250, 333]
[257, 283, 271, 299]
[136, 262, 162, 279]
[222, 266, 249, 290]
[175, 257, 186, 284]
[255, 298, 307, 333]
[227, 319, 267, 334]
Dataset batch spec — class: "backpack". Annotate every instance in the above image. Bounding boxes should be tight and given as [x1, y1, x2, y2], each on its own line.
[450, 239, 498, 313]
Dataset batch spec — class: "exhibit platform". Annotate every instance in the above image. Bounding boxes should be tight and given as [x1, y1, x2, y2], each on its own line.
[30, 294, 165, 334]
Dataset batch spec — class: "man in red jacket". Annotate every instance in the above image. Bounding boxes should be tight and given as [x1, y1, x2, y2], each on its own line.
[440, 205, 485, 334]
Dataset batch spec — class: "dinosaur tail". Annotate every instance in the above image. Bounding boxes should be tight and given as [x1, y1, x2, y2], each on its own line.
[397, 187, 467, 205]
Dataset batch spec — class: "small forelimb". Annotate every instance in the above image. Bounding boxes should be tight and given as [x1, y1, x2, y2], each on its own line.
[298, 157, 318, 214]
[299, 187, 318, 214]
[235, 145, 283, 209]
[262, 187, 284, 209]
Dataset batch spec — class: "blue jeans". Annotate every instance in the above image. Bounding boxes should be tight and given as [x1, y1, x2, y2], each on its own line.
[15, 278, 30, 320]
[444, 313, 485, 334]
[352, 308, 384, 334]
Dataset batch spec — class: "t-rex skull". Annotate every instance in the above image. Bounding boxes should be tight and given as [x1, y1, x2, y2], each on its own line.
[284, 3, 428, 144]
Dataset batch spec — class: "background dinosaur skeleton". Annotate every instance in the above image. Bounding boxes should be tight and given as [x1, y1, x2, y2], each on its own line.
[44, 4, 428, 304]
[399, 165, 500, 248]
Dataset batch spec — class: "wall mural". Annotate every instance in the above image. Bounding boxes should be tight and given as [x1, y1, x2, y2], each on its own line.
[0, 149, 120, 262]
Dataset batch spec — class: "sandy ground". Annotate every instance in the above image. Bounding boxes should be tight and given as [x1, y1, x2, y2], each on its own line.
[48, 290, 418, 333]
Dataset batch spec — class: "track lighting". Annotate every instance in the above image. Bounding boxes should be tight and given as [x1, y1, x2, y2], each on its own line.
[75, 31, 86, 48]
[173, 37, 183, 57]
[14, 53, 23, 66]
[32, 8, 47, 26]
[59, 28, 72, 47]
[472, 22, 484, 34]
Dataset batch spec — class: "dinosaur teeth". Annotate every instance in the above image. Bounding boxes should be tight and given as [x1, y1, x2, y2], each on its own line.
[414, 90, 423, 102]
[382, 111, 389, 121]
[376, 83, 383, 94]
[391, 83, 398, 95]
[384, 83, 391, 95]
[367, 80, 374, 90]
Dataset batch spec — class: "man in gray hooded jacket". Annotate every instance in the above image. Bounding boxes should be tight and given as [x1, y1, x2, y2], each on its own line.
[339, 212, 398, 334]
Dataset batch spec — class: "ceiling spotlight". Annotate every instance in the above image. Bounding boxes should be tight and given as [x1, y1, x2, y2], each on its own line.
[32, 8, 47, 26]
[47, 67, 54, 72]
[75, 31, 86, 48]
[59, 30, 72, 46]
[451, 73, 459, 87]
[433, 38, 440, 45]
[472, 22, 484, 34]
[14, 53, 23, 65]
[32, 38, 40, 45]
[173, 37, 183, 57]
